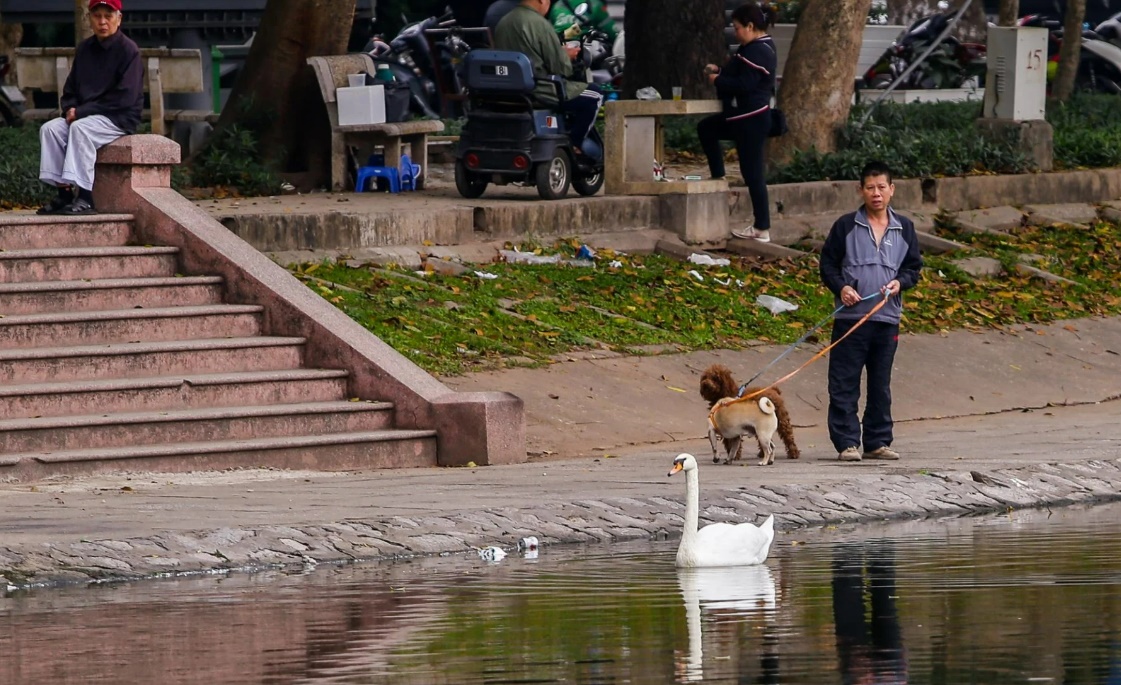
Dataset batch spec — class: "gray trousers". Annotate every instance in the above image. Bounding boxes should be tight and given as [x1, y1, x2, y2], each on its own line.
[39, 115, 126, 191]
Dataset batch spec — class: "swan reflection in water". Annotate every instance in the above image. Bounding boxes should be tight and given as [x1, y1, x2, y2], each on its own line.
[676, 564, 779, 682]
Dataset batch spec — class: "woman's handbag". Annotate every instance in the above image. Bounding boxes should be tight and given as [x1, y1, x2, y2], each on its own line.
[768, 107, 789, 137]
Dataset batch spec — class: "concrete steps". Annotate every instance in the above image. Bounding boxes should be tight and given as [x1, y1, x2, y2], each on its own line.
[0, 213, 437, 479]
[0, 276, 224, 315]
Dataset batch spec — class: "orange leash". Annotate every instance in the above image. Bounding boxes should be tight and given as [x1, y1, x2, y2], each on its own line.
[708, 295, 889, 426]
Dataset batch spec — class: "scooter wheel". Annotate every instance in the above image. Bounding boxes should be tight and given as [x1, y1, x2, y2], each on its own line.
[572, 168, 604, 197]
[535, 151, 571, 201]
[455, 160, 488, 199]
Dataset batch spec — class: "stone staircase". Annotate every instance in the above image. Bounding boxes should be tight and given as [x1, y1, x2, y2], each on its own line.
[0, 213, 437, 481]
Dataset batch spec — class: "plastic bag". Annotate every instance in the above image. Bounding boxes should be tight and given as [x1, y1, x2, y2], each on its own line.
[687, 253, 731, 267]
[500, 249, 561, 265]
[635, 86, 662, 101]
[755, 294, 799, 315]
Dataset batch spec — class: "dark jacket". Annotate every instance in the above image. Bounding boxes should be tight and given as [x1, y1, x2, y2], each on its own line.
[820, 207, 924, 324]
[60, 31, 144, 133]
[714, 35, 777, 122]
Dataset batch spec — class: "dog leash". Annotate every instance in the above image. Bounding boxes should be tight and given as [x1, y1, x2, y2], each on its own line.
[709, 290, 890, 426]
[736, 290, 887, 395]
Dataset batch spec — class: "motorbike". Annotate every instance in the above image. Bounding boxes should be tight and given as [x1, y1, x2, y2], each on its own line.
[562, 2, 624, 91]
[0, 55, 26, 127]
[862, 7, 987, 89]
[1018, 13, 1121, 94]
[365, 12, 458, 119]
[1097, 11, 1121, 46]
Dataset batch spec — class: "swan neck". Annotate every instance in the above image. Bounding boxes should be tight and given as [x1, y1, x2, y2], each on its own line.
[683, 468, 700, 545]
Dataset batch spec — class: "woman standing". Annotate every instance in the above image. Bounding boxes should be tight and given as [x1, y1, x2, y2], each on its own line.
[697, 2, 777, 242]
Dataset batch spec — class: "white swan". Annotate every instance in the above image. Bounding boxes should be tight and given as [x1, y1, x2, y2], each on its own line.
[668, 453, 775, 568]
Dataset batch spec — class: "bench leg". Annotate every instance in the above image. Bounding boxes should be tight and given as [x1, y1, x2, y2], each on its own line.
[403, 134, 429, 190]
[382, 137, 403, 176]
[331, 133, 348, 192]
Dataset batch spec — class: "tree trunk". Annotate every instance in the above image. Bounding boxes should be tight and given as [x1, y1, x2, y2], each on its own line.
[885, 0, 987, 43]
[1052, 0, 1085, 100]
[215, 0, 357, 181]
[771, 0, 872, 164]
[74, 0, 93, 44]
[0, 16, 24, 84]
[623, 0, 726, 100]
[998, 0, 1020, 26]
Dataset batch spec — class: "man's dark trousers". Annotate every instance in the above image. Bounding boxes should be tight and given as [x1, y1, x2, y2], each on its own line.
[827, 319, 899, 452]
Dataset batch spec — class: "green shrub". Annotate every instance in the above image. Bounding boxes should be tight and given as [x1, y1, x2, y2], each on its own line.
[183, 123, 283, 196]
[0, 123, 52, 209]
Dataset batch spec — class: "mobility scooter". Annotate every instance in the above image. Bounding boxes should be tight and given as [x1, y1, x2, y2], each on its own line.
[454, 50, 605, 200]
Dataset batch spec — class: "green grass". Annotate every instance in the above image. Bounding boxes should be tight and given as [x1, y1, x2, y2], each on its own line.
[288, 221, 1121, 375]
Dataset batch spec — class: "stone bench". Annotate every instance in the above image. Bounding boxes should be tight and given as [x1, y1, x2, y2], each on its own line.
[307, 54, 444, 192]
[14, 47, 216, 135]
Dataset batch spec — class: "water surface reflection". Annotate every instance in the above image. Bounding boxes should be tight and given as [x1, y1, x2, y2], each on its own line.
[2, 503, 1121, 684]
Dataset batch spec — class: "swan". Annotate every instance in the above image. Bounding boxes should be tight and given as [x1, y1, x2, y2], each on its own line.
[668, 453, 775, 568]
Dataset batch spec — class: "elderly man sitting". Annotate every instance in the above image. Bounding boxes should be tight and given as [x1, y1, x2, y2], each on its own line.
[38, 0, 143, 216]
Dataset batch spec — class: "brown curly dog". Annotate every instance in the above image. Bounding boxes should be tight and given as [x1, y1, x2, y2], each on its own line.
[700, 364, 801, 462]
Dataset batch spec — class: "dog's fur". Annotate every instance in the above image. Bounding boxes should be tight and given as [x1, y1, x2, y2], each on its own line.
[708, 394, 779, 465]
[700, 364, 801, 465]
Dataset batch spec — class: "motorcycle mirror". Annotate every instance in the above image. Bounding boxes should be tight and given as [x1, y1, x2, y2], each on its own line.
[574, 2, 590, 16]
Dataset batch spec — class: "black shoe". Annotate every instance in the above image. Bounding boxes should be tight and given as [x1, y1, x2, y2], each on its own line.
[59, 198, 97, 216]
[36, 195, 72, 215]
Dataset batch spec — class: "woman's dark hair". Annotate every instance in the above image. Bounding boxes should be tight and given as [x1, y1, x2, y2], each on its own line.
[731, 2, 775, 30]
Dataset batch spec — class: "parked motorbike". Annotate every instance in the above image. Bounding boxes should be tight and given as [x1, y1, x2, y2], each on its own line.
[1018, 13, 1121, 94]
[562, 2, 624, 90]
[863, 8, 987, 89]
[0, 55, 26, 127]
[1096, 11, 1121, 46]
[365, 12, 458, 118]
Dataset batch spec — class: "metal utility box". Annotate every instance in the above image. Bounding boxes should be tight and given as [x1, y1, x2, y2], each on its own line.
[983, 26, 1048, 121]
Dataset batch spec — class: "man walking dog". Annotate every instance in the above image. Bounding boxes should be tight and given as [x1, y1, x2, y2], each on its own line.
[38, 0, 143, 216]
[819, 161, 923, 462]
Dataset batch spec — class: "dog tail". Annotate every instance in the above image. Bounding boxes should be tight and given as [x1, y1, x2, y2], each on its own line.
[700, 364, 739, 407]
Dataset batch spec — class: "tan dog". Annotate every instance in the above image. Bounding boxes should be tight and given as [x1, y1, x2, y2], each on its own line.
[707, 394, 779, 465]
[700, 364, 801, 465]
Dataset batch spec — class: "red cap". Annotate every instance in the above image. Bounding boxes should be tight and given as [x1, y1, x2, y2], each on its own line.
[89, 0, 122, 11]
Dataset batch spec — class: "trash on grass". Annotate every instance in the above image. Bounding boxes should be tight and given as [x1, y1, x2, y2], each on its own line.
[500, 249, 561, 265]
[687, 253, 731, 267]
[474, 271, 499, 280]
[575, 244, 597, 260]
[608, 260, 623, 268]
[687, 270, 705, 282]
[756, 294, 799, 315]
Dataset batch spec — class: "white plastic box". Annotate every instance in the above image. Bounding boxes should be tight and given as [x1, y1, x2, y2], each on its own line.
[983, 27, 1048, 121]
[337, 85, 386, 126]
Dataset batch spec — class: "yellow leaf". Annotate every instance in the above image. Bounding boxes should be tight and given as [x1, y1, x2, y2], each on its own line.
[667, 386, 687, 392]
[305, 263, 320, 274]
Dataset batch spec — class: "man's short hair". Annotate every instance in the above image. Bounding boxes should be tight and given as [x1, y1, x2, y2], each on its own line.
[860, 161, 893, 186]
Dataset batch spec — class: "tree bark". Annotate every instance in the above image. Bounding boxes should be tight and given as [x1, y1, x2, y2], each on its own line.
[885, 0, 987, 42]
[214, 0, 357, 181]
[998, 0, 1021, 26]
[74, 0, 93, 44]
[771, 0, 872, 164]
[623, 0, 726, 100]
[1052, 0, 1085, 100]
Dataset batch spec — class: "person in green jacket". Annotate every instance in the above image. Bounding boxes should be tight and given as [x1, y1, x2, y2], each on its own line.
[494, 0, 604, 149]
[548, 0, 618, 42]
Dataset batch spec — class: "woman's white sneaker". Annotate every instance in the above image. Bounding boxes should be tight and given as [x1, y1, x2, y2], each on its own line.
[731, 226, 771, 243]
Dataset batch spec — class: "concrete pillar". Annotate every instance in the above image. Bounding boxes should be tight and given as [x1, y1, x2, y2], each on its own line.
[659, 191, 729, 247]
[169, 28, 213, 155]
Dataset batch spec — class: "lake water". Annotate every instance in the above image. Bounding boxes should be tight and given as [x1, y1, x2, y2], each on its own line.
[3, 502, 1121, 684]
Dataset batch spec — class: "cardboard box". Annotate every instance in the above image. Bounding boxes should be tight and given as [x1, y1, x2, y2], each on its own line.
[337, 85, 386, 126]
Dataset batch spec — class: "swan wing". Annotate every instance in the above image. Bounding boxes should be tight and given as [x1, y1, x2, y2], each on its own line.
[692, 515, 775, 567]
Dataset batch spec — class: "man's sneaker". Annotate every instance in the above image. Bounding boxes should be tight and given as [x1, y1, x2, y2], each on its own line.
[864, 446, 900, 460]
[838, 446, 862, 461]
[731, 225, 771, 243]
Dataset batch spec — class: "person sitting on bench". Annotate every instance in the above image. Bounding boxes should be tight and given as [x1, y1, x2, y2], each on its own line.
[493, 0, 603, 150]
[38, 0, 143, 216]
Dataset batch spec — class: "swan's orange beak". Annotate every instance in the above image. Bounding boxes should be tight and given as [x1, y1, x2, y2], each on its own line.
[668, 463, 683, 477]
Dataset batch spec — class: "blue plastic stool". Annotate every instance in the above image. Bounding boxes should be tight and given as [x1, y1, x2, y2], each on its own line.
[398, 153, 422, 191]
[355, 165, 400, 193]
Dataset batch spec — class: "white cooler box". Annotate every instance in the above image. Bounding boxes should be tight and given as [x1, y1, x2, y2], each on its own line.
[337, 84, 386, 126]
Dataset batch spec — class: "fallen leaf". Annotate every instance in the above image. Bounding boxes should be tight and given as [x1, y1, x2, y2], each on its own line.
[667, 386, 687, 392]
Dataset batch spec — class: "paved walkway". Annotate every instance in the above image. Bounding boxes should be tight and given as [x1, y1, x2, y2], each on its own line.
[3, 314, 1120, 589]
